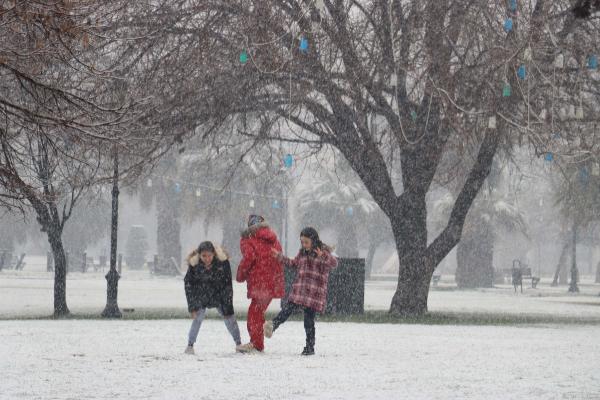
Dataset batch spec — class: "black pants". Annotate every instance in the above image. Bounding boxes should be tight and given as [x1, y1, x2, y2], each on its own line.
[273, 301, 317, 348]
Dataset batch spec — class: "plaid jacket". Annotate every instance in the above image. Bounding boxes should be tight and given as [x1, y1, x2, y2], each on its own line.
[283, 250, 338, 313]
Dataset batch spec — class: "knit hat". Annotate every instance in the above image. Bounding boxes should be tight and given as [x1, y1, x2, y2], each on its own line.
[248, 214, 265, 227]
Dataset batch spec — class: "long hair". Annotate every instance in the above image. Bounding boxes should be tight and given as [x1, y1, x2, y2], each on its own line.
[300, 227, 332, 254]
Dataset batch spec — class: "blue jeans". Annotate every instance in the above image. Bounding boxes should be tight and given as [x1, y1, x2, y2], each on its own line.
[188, 306, 241, 346]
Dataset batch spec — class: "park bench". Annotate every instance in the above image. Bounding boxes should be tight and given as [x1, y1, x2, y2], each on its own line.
[511, 260, 540, 293]
[431, 274, 441, 287]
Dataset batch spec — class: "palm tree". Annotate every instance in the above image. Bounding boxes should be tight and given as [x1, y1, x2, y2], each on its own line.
[434, 188, 528, 288]
[552, 159, 600, 291]
[295, 158, 392, 278]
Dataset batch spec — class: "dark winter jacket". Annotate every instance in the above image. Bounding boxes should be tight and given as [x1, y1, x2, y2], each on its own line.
[184, 247, 234, 315]
[236, 222, 285, 299]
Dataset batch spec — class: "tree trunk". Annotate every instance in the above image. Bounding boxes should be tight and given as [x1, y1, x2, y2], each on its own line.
[337, 216, 359, 258]
[455, 226, 494, 288]
[47, 225, 70, 317]
[552, 241, 570, 286]
[364, 242, 378, 280]
[222, 200, 242, 273]
[389, 193, 431, 316]
[156, 186, 181, 274]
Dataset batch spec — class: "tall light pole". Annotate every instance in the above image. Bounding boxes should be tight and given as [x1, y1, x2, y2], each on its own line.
[102, 147, 122, 318]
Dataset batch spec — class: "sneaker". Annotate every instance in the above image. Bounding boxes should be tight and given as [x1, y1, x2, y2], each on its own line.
[301, 346, 314, 356]
[263, 321, 274, 338]
[236, 343, 259, 354]
[184, 345, 195, 355]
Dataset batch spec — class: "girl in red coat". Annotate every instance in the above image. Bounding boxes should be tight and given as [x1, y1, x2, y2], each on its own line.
[236, 215, 284, 353]
[265, 227, 337, 356]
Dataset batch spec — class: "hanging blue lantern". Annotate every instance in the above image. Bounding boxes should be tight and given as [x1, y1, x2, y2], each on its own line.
[299, 37, 309, 53]
[588, 55, 598, 70]
[517, 65, 526, 80]
[504, 18, 513, 32]
[509, 0, 517, 12]
[346, 206, 354, 217]
[272, 199, 281, 209]
[580, 167, 590, 185]
[175, 183, 182, 193]
[410, 110, 418, 121]
[544, 152, 553, 162]
[284, 154, 293, 168]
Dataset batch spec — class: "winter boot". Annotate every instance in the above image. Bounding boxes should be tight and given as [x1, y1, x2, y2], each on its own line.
[301, 346, 315, 356]
[184, 345, 195, 355]
[236, 343, 259, 354]
[263, 321, 274, 338]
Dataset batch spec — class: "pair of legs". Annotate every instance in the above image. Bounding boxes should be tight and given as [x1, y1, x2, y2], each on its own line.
[272, 301, 316, 349]
[187, 306, 242, 347]
[246, 298, 272, 351]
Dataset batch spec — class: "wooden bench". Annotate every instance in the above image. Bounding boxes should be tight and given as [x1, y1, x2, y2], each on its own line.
[431, 274, 441, 287]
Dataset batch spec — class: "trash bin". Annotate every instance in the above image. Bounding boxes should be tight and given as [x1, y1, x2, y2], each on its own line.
[282, 257, 365, 315]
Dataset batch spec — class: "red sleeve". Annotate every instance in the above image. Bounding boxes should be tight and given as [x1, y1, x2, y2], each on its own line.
[237, 238, 255, 282]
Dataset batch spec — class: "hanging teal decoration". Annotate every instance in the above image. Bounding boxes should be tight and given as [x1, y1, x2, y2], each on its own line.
[175, 183, 182, 193]
[410, 110, 418, 121]
[517, 65, 526, 80]
[504, 18, 513, 32]
[509, 0, 517, 12]
[284, 154, 293, 168]
[272, 199, 281, 209]
[346, 206, 354, 217]
[299, 37, 309, 53]
[502, 83, 511, 97]
[544, 152, 553, 162]
[588, 55, 598, 70]
[580, 167, 590, 185]
[240, 50, 248, 64]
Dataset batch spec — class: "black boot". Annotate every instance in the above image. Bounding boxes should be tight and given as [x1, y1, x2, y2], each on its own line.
[301, 346, 315, 356]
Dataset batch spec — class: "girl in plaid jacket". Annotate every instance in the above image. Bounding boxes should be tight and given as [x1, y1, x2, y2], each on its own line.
[265, 227, 338, 356]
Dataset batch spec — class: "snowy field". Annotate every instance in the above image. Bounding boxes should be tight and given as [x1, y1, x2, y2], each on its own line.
[2, 257, 600, 399]
[1, 320, 600, 399]
[1, 256, 600, 319]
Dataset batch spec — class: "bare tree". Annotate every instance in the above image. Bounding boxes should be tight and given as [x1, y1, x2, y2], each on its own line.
[160, 1, 600, 315]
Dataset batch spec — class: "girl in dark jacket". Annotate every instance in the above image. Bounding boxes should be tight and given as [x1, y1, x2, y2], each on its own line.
[266, 227, 337, 356]
[184, 241, 242, 354]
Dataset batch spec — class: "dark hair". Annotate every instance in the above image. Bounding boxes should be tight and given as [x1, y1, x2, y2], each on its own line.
[197, 241, 216, 254]
[300, 227, 324, 251]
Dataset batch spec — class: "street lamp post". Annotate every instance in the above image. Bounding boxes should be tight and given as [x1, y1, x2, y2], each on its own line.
[102, 148, 122, 318]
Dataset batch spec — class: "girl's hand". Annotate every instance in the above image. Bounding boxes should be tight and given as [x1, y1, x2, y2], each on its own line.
[271, 248, 282, 258]
[314, 247, 324, 258]
[191, 311, 197, 320]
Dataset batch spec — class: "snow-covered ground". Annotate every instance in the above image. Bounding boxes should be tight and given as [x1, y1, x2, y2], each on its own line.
[1, 256, 600, 319]
[1, 319, 599, 399]
[2, 257, 600, 399]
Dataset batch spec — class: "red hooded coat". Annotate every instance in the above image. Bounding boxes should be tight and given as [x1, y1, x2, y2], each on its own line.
[236, 222, 285, 299]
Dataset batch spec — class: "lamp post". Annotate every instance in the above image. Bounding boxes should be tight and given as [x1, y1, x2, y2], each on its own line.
[102, 147, 122, 318]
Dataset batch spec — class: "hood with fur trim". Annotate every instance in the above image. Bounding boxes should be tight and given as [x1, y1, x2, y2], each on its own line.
[240, 222, 273, 239]
[187, 246, 228, 267]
